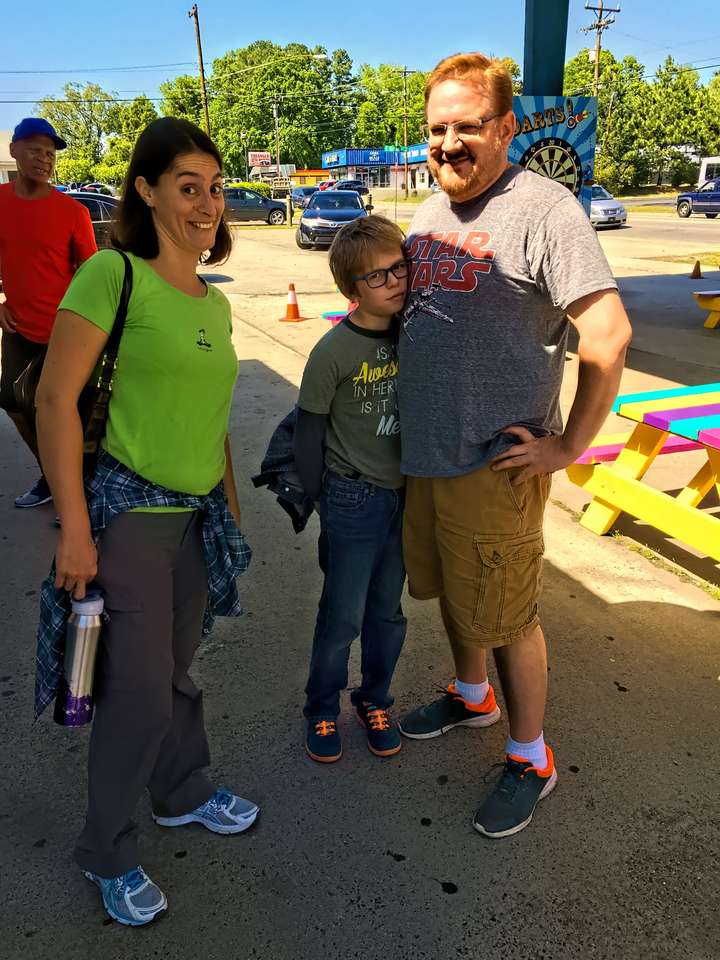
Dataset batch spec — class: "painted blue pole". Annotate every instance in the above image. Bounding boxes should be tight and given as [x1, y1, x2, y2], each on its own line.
[523, 0, 570, 95]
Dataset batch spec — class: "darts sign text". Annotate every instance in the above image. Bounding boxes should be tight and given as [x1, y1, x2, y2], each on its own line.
[509, 95, 597, 215]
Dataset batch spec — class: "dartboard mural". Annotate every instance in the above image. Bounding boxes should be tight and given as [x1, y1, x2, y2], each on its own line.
[509, 96, 597, 214]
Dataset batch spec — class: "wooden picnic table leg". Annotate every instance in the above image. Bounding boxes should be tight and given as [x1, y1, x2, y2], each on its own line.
[676, 458, 717, 507]
[704, 310, 720, 330]
[577, 422, 669, 536]
[707, 448, 720, 499]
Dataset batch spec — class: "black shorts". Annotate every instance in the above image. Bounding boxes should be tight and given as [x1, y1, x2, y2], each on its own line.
[0, 330, 46, 414]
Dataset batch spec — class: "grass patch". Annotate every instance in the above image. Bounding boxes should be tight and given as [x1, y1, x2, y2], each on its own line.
[624, 204, 676, 215]
[650, 250, 720, 268]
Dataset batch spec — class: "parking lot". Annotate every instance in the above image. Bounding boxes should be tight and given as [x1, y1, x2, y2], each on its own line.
[1, 212, 719, 959]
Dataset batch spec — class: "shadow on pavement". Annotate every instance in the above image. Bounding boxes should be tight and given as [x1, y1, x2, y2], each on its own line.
[0, 356, 718, 959]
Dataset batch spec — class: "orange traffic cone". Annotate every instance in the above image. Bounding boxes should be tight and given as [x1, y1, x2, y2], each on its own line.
[690, 260, 703, 279]
[279, 283, 308, 322]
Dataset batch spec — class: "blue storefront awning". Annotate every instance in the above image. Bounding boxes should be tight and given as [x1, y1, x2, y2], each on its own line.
[322, 148, 402, 169]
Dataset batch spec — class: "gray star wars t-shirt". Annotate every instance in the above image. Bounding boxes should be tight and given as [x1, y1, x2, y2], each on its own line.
[398, 164, 618, 477]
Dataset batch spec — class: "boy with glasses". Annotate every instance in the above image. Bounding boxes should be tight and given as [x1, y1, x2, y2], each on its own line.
[293, 215, 409, 763]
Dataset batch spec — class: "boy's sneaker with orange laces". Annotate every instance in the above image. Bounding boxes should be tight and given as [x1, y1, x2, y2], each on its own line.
[398, 682, 501, 739]
[355, 702, 401, 757]
[473, 746, 558, 838]
[306, 716, 342, 763]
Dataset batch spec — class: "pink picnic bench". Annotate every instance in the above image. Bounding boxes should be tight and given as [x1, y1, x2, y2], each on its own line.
[567, 382, 720, 562]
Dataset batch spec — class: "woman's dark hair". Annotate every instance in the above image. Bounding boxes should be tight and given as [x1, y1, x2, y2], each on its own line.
[112, 116, 231, 264]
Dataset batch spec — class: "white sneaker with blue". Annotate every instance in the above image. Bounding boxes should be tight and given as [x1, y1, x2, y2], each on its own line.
[84, 865, 167, 926]
[153, 788, 259, 834]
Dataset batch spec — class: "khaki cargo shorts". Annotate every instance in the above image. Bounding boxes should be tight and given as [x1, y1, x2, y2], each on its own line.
[403, 465, 551, 649]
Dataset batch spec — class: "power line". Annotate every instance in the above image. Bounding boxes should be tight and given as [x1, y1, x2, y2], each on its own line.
[0, 62, 195, 75]
[567, 58, 720, 98]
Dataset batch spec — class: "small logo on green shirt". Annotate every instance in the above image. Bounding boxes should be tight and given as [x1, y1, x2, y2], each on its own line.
[196, 328, 212, 351]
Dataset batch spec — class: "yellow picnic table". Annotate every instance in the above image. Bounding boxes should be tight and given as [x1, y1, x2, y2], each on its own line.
[567, 382, 720, 562]
[693, 290, 720, 329]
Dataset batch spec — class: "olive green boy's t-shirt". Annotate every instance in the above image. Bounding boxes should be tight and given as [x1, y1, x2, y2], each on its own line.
[298, 317, 403, 489]
[60, 250, 238, 501]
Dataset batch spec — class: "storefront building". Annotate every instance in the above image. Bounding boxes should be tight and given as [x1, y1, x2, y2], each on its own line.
[321, 148, 400, 188]
[321, 144, 433, 191]
[292, 169, 329, 186]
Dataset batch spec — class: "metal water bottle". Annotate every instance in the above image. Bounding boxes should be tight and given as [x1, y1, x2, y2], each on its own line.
[53, 591, 104, 727]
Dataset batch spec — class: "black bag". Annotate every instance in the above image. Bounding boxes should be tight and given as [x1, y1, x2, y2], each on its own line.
[13, 250, 133, 476]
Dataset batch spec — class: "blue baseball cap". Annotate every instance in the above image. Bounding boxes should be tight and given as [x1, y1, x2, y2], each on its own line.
[12, 117, 66, 150]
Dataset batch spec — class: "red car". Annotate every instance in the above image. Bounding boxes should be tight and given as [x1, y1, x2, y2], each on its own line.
[317, 179, 337, 191]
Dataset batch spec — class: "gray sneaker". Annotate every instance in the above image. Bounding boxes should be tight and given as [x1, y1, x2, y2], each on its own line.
[14, 475, 52, 508]
[84, 865, 167, 926]
[473, 747, 558, 839]
[153, 788, 259, 834]
[399, 683, 501, 739]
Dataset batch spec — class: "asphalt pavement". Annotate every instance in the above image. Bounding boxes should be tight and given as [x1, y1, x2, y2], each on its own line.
[1, 214, 719, 959]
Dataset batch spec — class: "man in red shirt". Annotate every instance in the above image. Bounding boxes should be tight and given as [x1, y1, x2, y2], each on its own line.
[0, 117, 97, 507]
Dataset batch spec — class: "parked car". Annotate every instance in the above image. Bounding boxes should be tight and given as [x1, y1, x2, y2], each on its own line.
[79, 182, 116, 197]
[332, 178, 369, 196]
[290, 186, 319, 210]
[66, 192, 119, 248]
[430, 180, 442, 193]
[296, 190, 367, 248]
[590, 185, 627, 228]
[317, 180, 337, 191]
[223, 187, 286, 224]
[676, 180, 720, 218]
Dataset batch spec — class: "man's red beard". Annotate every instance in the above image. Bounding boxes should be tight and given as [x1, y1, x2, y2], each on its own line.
[429, 153, 486, 200]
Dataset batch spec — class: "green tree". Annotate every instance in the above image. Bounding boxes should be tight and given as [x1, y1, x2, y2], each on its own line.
[38, 82, 115, 164]
[565, 49, 649, 192]
[205, 41, 357, 174]
[641, 57, 711, 184]
[354, 101, 388, 147]
[159, 74, 204, 128]
[95, 96, 159, 185]
[106, 94, 158, 139]
[55, 144, 96, 185]
[503, 57, 523, 95]
[353, 64, 427, 148]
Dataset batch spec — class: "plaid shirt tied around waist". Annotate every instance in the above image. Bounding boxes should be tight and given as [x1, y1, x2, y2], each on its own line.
[35, 449, 252, 718]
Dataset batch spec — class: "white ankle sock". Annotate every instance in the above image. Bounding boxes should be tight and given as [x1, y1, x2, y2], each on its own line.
[506, 732, 547, 769]
[454, 677, 489, 704]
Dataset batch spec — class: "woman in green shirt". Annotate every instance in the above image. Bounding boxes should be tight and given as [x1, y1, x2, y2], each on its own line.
[36, 118, 258, 927]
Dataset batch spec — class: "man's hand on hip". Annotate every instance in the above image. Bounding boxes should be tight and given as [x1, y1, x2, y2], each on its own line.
[0, 302, 17, 333]
[491, 426, 577, 485]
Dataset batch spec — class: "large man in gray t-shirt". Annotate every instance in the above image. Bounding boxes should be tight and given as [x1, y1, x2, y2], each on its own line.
[397, 53, 631, 839]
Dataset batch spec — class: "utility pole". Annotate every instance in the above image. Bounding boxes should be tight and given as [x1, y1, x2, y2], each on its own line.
[581, 1, 621, 97]
[187, 4, 211, 135]
[273, 98, 281, 177]
[402, 66, 409, 200]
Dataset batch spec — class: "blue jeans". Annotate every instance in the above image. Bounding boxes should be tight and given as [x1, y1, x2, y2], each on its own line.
[303, 472, 407, 718]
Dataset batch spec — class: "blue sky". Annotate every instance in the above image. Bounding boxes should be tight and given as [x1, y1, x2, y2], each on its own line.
[2, 0, 719, 132]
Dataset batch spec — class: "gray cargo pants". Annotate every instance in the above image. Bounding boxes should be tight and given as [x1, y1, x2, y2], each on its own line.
[74, 510, 215, 878]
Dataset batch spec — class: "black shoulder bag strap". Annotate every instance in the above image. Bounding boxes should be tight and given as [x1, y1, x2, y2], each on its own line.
[82, 250, 133, 460]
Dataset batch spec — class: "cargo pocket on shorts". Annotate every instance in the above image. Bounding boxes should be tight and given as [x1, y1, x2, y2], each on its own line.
[472, 532, 544, 638]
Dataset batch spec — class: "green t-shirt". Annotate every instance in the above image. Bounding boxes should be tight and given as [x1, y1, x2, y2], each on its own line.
[60, 250, 238, 501]
[298, 317, 403, 489]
